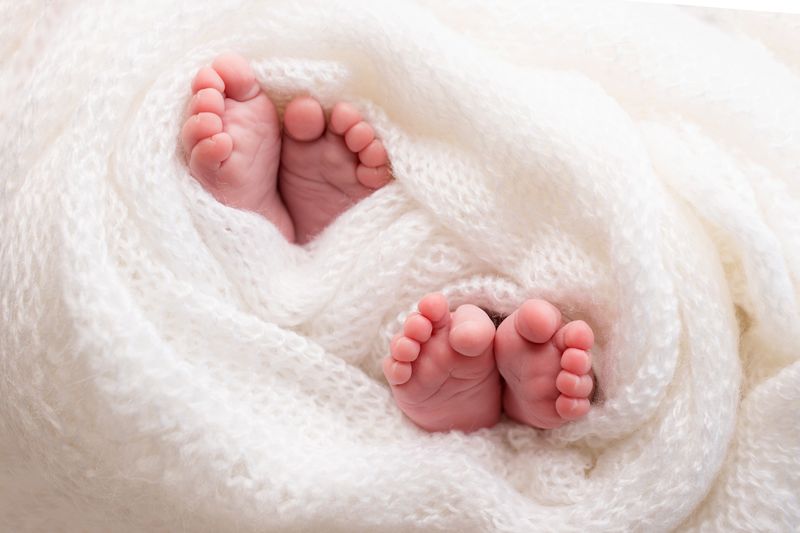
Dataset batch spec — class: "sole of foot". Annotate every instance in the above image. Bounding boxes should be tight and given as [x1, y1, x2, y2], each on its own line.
[279, 96, 392, 243]
[495, 299, 595, 429]
[383, 293, 502, 432]
[182, 53, 294, 240]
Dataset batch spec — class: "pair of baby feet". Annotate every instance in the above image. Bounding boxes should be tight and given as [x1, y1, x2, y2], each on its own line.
[384, 294, 594, 432]
[181, 53, 391, 244]
[182, 53, 595, 432]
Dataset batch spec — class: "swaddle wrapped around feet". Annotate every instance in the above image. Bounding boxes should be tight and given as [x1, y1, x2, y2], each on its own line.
[1, 1, 798, 531]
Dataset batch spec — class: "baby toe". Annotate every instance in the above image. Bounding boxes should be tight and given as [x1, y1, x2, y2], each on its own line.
[514, 299, 562, 344]
[555, 396, 590, 420]
[383, 356, 412, 386]
[417, 293, 449, 324]
[181, 112, 223, 153]
[189, 87, 225, 116]
[192, 66, 225, 94]
[448, 304, 494, 357]
[391, 335, 421, 363]
[329, 102, 362, 135]
[403, 312, 433, 343]
[284, 96, 326, 141]
[556, 370, 594, 398]
[358, 139, 387, 168]
[344, 122, 375, 152]
[561, 348, 592, 375]
[390, 334, 420, 363]
[189, 132, 233, 173]
[211, 53, 260, 101]
[356, 164, 391, 189]
[555, 320, 594, 351]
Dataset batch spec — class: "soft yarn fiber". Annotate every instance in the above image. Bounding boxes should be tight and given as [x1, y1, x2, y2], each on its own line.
[1, 1, 799, 531]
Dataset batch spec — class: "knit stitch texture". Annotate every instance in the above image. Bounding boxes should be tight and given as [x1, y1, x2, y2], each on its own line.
[1, 1, 799, 531]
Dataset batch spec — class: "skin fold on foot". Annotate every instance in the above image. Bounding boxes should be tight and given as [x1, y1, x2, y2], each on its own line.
[383, 293, 502, 433]
[495, 299, 595, 429]
[182, 53, 392, 244]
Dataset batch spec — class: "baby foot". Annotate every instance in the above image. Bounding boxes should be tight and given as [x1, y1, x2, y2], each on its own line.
[182, 53, 294, 240]
[495, 300, 595, 429]
[279, 97, 392, 244]
[383, 293, 501, 432]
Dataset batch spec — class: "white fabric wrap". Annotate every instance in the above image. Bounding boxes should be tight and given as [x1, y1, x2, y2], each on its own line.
[1, 1, 799, 531]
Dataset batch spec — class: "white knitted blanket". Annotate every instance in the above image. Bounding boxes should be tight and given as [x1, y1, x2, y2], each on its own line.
[2, 1, 799, 531]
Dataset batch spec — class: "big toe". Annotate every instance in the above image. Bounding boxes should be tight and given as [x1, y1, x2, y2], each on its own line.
[514, 299, 562, 344]
[284, 96, 326, 141]
[449, 304, 495, 357]
[211, 53, 261, 101]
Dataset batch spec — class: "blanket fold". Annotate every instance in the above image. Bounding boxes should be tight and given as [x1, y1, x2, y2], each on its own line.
[1, 1, 798, 531]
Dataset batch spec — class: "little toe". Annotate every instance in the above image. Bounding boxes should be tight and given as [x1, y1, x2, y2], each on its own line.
[344, 122, 375, 152]
[561, 348, 592, 375]
[329, 102, 362, 135]
[284, 96, 326, 141]
[356, 164, 391, 189]
[391, 335, 421, 363]
[181, 112, 223, 153]
[189, 88, 225, 116]
[192, 66, 225, 94]
[555, 396, 590, 421]
[449, 304, 495, 357]
[417, 293, 450, 325]
[358, 139, 388, 168]
[189, 132, 233, 174]
[403, 312, 433, 343]
[383, 356, 412, 386]
[514, 299, 562, 344]
[556, 370, 594, 398]
[554, 320, 594, 351]
[211, 53, 261, 101]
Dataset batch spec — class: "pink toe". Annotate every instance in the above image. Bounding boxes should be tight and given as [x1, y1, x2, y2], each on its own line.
[417, 293, 449, 325]
[555, 396, 590, 420]
[561, 320, 594, 350]
[189, 88, 225, 116]
[358, 139, 388, 167]
[392, 336, 421, 362]
[356, 164, 391, 189]
[181, 112, 223, 152]
[556, 370, 594, 398]
[329, 102, 361, 135]
[403, 313, 433, 343]
[189, 133, 233, 179]
[211, 53, 260, 101]
[514, 299, 562, 344]
[383, 357, 412, 386]
[192, 66, 225, 94]
[345, 122, 375, 152]
[284, 96, 326, 141]
[561, 348, 592, 375]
